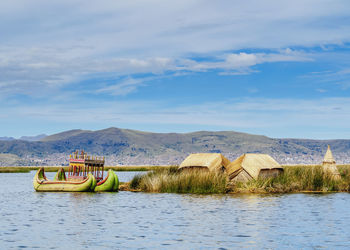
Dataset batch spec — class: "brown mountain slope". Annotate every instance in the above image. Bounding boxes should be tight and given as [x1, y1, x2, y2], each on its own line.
[0, 127, 349, 166]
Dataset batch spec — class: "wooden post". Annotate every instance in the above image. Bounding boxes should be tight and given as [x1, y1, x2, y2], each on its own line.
[101, 164, 104, 179]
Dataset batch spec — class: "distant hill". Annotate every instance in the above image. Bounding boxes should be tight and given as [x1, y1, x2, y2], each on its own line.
[0, 127, 349, 166]
[0, 153, 28, 166]
[41, 130, 87, 142]
[0, 134, 47, 142]
[20, 134, 47, 141]
[0, 136, 15, 141]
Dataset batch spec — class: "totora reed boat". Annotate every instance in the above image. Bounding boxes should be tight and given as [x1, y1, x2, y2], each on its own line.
[33, 150, 119, 192]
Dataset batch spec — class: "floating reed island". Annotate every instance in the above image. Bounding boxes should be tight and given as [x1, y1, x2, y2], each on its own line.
[125, 146, 350, 194]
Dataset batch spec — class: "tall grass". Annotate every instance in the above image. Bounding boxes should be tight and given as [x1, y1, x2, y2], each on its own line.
[0, 167, 31, 173]
[129, 167, 227, 194]
[105, 165, 177, 172]
[3, 166, 70, 172]
[129, 165, 350, 194]
[229, 166, 350, 193]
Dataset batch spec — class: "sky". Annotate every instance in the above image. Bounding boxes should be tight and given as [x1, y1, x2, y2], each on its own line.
[1, 0, 350, 139]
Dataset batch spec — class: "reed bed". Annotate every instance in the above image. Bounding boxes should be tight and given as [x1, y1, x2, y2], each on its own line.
[105, 165, 176, 172]
[130, 167, 227, 194]
[129, 165, 350, 194]
[0, 166, 70, 172]
[229, 165, 350, 193]
[0, 167, 31, 173]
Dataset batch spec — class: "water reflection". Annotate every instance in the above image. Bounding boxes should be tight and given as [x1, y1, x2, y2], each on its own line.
[1, 172, 350, 248]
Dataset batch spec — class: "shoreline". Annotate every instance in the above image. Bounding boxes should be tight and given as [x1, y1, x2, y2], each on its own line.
[118, 182, 350, 194]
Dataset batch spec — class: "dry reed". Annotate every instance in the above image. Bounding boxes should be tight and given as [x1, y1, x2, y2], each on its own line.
[229, 165, 350, 193]
[130, 167, 227, 194]
[130, 165, 350, 194]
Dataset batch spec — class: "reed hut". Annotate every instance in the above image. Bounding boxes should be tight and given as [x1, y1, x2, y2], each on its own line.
[227, 153, 283, 182]
[178, 153, 230, 172]
[322, 145, 341, 180]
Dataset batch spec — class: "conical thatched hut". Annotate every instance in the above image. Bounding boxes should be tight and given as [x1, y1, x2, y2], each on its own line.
[178, 153, 230, 172]
[322, 145, 341, 180]
[226, 154, 283, 182]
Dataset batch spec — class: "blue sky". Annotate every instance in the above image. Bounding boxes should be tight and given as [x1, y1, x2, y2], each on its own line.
[1, 0, 350, 139]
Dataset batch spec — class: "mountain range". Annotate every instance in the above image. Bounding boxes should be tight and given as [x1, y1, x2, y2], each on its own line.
[0, 134, 47, 142]
[0, 127, 349, 166]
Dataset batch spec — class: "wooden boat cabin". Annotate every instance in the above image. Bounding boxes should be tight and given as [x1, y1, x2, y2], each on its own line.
[68, 150, 105, 181]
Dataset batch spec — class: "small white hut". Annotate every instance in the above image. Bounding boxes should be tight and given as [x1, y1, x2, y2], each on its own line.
[322, 145, 341, 180]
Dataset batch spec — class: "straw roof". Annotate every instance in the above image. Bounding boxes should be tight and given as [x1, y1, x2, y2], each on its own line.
[323, 145, 335, 164]
[322, 145, 340, 180]
[179, 153, 230, 172]
[227, 153, 282, 180]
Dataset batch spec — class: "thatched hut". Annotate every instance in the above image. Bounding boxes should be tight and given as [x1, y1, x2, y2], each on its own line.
[226, 154, 283, 182]
[322, 145, 340, 180]
[178, 153, 230, 172]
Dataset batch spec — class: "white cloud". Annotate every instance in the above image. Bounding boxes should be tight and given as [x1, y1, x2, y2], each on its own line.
[96, 77, 149, 96]
[302, 67, 350, 89]
[0, 0, 349, 96]
[178, 49, 311, 74]
[2, 1, 350, 56]
[226, 53, 258, 68]
[0, 46, 311, 97]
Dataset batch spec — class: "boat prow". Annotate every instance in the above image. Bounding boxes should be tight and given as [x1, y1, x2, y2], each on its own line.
[94, 169, 119, 192]
[111, 170, 119, 191]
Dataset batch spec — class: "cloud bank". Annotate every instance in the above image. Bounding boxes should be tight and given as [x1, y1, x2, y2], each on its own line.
[0, 0, 349, 96]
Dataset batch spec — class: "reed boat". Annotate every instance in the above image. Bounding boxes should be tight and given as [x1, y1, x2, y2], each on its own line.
[33, 150, 119, 192]
[33, 167, 95, 192]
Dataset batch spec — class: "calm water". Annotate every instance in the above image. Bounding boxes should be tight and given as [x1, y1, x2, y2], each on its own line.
[1, 172, 350, 249]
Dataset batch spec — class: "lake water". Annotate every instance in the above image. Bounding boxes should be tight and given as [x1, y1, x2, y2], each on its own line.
[1, 172, 350, 249]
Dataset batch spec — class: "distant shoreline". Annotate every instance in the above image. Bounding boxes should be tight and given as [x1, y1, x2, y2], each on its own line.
[1, 164, 350, 173]
[0, 165, 177, 173]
